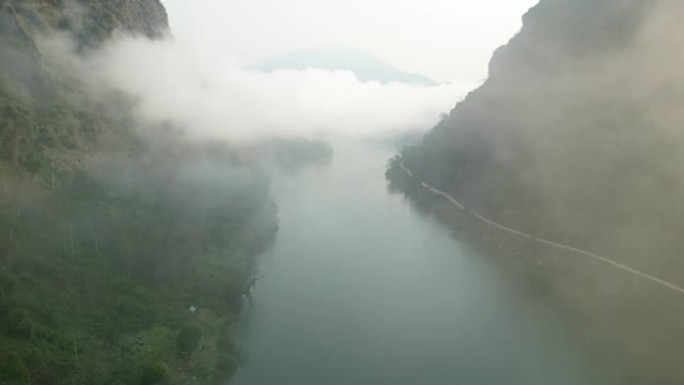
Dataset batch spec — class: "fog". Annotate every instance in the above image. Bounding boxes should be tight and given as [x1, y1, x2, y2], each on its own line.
[26, 0, 541, 145]
[388, 2, 684, 382]
[91, 35, 476, 141]
[6, 0, 684, 384]
[163, 0, 538, 83]
[404, 0, 684, 267]
[30, 32, 474, 143]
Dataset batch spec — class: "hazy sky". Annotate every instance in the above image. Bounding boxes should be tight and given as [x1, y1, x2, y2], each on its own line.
[39, 0, 539, 143]
[163, 0, 538, 83]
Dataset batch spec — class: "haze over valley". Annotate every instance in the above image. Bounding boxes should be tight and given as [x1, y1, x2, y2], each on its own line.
[2, 1, 684, 384]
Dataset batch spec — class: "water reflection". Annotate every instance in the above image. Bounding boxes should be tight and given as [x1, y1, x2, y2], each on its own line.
[232, 141, 594, 385]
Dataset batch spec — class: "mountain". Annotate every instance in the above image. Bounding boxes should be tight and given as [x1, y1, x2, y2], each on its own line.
[0, 2, 278, 384]
[388, 1, 684, 382]
[254, 44, 438, 86]
[0, 0, 170, 170]
[1, 0, 168, 45]
[391, 0, 680, 273]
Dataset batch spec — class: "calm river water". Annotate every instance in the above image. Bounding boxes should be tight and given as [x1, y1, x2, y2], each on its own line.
[231, 141, 596, 385]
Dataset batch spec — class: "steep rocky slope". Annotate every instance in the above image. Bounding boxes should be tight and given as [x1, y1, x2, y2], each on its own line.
[0, 0, 168, 173]
[391, 0, 684, 279]
[388, 1, 684, 383]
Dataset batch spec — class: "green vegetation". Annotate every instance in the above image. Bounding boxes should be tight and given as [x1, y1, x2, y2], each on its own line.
[0, 147, 277, 384]
[387, 3, 684, 382]
[2, 0, 168, 47]
[387, 0, 684, 274]
[0, 1, 277, 384]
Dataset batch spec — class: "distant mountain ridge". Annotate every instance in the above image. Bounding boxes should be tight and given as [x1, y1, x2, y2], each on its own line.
[254, 44, 438, 86]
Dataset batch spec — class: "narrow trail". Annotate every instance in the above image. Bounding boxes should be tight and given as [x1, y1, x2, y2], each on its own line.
[399, 163, 684, 296]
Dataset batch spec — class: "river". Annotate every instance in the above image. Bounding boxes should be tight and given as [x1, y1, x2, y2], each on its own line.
[231, 141, 596, 385]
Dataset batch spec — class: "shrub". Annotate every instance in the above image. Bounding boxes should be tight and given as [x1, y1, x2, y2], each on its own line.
[7, 308, 34, 339]
[0, 354, 31, 384]
[175, 324, 201, 354]
[139, 361, 171, 385]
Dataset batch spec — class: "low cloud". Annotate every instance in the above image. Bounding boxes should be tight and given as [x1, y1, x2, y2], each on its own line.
[39, 33, 475, 142]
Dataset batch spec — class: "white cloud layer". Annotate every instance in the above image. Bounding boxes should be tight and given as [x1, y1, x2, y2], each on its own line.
[164, 0, 538, 83]
[66, 35, 477, 142]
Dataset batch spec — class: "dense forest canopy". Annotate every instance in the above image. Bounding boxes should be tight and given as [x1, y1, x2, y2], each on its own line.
[0, 1, 285, 384]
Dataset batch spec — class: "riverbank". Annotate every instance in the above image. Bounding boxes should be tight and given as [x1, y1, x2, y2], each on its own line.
[232, 142, 596, 385]
[0, 148, 279, 384]
[386, 157, 684, 384]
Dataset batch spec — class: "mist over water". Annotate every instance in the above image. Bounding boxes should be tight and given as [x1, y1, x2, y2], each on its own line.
[9, 0, 683, 384]
[231, 141, 595, 385]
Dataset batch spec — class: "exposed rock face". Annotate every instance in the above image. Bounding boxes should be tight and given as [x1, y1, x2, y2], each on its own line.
[0, 0, 170, 170]
[1, 0, 168, 43]
[90, 0, 169, 38]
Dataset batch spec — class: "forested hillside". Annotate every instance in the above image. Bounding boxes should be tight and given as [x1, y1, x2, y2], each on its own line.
[386, 1, 684, 382]
[0, 1, 278, 384]
[389, 0, 684, 281]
